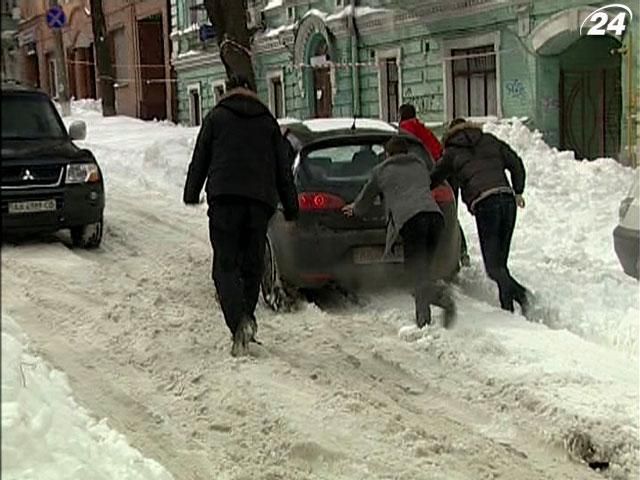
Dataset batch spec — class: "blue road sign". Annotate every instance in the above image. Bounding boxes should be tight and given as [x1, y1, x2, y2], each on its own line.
[46, 5, 66, 30]
[199, 24, 216, 42]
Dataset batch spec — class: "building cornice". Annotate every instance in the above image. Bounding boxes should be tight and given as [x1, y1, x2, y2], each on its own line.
[173, 50, 223, 71]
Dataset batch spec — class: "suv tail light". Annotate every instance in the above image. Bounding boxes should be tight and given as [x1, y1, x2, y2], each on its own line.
[298, 192, 345, 212]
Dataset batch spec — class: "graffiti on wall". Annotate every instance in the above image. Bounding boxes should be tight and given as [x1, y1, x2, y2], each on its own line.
[505, 78, 527, 101]
[403, 87, 443, 113]
[541, 96, 560, 112]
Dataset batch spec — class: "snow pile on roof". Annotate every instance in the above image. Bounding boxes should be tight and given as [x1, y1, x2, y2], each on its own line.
[302, 8, 329, 20]
[263, 0, 283, 11]
[1, 315, 174, 480]
[263, 23, 296, 38]
[304, 118, 397, 133]
[326, 6, 391, 21]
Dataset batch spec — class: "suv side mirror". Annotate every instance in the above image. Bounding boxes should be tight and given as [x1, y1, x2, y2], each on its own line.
[69, 121, 87, 141]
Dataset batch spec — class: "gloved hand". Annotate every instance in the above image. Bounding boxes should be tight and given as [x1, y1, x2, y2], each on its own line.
[342, 203, 355, 217]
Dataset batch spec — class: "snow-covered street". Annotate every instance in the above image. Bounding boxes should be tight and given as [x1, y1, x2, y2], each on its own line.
[2, 102, 638, 480]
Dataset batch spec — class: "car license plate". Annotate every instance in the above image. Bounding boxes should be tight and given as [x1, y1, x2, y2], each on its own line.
[353, 245, 404, 264]
[8, 199, 56, 214]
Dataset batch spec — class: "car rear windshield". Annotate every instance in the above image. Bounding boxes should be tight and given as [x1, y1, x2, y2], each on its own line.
[301, 141, 432, 182]
[1, 94, 67, 140]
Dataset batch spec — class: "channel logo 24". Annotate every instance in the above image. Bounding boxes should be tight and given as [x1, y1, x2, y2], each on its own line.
[580, 4, 633, 36]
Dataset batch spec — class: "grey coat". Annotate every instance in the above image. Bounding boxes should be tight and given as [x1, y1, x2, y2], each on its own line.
[352, 153, 442, 257]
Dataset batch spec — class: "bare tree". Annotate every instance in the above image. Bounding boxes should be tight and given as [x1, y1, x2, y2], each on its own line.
[89, 0, 116, 116]
[203, 0, 257, 91]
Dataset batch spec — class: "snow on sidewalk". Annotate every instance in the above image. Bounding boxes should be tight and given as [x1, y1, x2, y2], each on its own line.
[60, 101, 638, 477]
[1, 314, 174, 480]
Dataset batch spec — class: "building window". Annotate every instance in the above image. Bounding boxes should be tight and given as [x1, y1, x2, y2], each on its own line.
[109, 27, 128, 86]
[336, 0, 344, 6]
[48, 56, 58, 98]
[268, 73, 285, 118]
[187, 0, 207, 25]
[451, 45, 496, 118]
[287, 6, 295, 20]
[188, 83, 202, 126]
[385, 59, 399, 122]
[212, 80, 225, 103]
[377, 50, 401, 122]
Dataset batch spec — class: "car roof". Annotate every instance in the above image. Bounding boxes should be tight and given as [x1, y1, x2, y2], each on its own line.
[279, 117, 404, 147]
[1, 81, 49, 97]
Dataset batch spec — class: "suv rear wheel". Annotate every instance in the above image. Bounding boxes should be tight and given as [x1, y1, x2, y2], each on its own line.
[71, 217, 103, 249]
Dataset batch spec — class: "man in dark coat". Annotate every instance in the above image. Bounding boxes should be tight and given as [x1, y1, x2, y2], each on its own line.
[183, 75, 299, 357]
[343, 136, 456, 329]
[431, 118, 530, 315]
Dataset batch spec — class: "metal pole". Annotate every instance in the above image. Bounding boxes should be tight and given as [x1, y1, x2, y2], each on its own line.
[350, 0, 361, 117]
[49, 0, 71, 116]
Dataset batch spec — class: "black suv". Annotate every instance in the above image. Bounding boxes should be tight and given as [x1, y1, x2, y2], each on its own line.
[1, 82, 104, 248]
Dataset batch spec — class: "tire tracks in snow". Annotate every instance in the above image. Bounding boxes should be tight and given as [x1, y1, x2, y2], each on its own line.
[0, 192, 615, 480]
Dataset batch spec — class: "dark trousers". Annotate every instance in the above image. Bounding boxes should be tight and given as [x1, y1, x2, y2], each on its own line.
[208, 197, 274, 335]
[400, 212, 453, 325]
[474, 193, 528, 312]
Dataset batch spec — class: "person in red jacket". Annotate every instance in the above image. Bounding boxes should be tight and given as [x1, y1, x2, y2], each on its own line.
[399, 104, 470, 267]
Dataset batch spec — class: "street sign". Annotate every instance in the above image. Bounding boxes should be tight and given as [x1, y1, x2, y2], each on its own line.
[46, 5, 66, 30]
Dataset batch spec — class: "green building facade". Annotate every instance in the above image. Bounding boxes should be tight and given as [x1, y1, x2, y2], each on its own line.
[170, 0, 638, 163]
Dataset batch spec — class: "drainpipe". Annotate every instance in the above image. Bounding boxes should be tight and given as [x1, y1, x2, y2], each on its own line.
[626, 33, 637, 168]
[349, 0, 360, 117]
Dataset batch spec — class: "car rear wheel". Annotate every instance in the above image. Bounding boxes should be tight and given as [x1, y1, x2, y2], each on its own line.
[261, 238, 299, 312]
[70, 217, 103, 249]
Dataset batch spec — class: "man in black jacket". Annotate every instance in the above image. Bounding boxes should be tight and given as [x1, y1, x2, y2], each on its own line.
[431, 118, 530, 315]
[183, 75, 298, 357]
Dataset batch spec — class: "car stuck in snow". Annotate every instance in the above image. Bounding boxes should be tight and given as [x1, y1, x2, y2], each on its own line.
[261, 118, 462, 310]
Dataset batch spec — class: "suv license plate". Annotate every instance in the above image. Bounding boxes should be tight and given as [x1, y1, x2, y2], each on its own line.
[8, 199, 57, 214]
[353, 245, 404, 264]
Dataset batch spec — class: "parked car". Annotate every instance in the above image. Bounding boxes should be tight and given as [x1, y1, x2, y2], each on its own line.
[613, 175, 639, 279]
[261, 118, 461, 310]
[1, 82, 105, 248]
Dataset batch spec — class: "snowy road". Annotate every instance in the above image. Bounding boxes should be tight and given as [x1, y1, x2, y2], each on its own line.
[2, 103, 638, 480]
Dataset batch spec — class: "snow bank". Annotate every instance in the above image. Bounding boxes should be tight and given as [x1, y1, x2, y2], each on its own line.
[1, 314, 174, 480]
[455, 118, 639, 357]
[66, 103, 197, 196]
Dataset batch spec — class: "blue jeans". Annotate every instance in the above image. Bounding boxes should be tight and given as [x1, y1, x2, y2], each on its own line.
[474, 193, 528, 312]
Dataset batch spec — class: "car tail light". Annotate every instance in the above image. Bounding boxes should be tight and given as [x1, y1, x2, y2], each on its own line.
[298, 192, 346, 212]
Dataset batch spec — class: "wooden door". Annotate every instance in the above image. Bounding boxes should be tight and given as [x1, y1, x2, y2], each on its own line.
[137, 16, 167, 120]
[313, 67, 332, 118]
